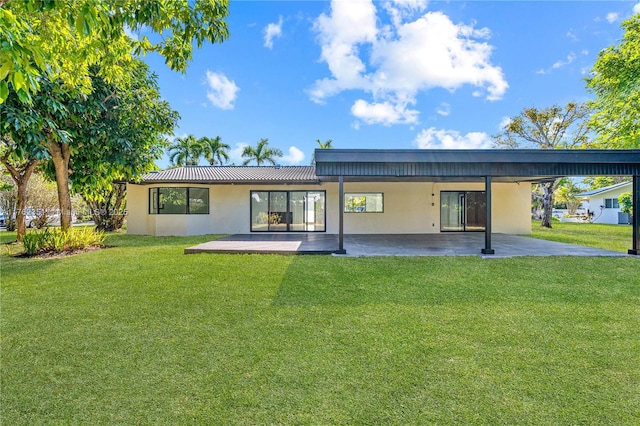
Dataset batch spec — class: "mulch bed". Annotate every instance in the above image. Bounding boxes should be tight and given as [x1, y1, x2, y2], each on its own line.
[11, 245, 109, 259]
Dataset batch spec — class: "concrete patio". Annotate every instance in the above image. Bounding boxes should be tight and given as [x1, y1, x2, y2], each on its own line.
[184, 233, 632, 258]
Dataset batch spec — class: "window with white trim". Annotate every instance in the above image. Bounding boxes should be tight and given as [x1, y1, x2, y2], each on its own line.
[604, 198, 619, 209]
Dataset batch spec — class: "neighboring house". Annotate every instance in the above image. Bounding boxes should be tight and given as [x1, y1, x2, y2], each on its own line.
[580, 181, 633, 225]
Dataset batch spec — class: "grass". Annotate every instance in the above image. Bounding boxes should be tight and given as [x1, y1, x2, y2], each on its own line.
[1, 231, 639, 424]
[527, 220, 632, 252]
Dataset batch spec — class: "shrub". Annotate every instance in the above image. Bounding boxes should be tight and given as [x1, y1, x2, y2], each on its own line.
[21, 228, 105, 255]
[22, 232, 42, 255]
[618, 192, 632, 215]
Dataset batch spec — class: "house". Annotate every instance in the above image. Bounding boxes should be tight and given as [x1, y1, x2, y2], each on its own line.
[126, 149, 640, 255]
[580, 181, 633, 224]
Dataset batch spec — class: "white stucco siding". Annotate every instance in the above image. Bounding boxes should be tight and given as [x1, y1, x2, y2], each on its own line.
[340, 182, 433, 234]
[583, 184, 632, 224]
[126, 183, 216, 236]
[490, 182, 532, 234]
[126, 181, 531, 236]
[126, 184, 154, 235]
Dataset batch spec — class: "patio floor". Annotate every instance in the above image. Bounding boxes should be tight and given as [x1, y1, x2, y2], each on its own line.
[184, 233, 632, 258]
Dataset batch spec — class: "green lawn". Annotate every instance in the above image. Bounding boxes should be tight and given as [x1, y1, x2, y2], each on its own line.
[528, 220, 632, 252]
[1, 231, 639, 424]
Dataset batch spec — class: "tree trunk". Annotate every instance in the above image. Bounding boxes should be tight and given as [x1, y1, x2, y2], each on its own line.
[540, 180, 560, 228]
[84, 183, 127, 232]
[1, 159, 38, 241]
[46, 137, 73, 231]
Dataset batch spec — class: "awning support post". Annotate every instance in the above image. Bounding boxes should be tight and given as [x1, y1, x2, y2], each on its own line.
[481, 175, 495, 255]
[629, 175, 639, 256]
[336, 175, 346, 254]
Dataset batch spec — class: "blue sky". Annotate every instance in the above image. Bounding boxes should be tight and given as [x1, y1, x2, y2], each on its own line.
[135, 1, 640, 168]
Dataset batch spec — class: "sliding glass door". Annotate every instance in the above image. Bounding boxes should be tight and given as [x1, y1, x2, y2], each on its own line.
[440, 191, 486, 232]
[250, 191, 325, 232]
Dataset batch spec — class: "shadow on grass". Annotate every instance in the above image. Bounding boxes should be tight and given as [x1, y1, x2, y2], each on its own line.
[103, 233, 227, 248]
[272, 255, 640, 307]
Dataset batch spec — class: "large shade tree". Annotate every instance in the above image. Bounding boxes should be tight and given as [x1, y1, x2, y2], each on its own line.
[586, 14, 640, 149]
[62, 61, 179, 231]
[0, 0, 229, 103]
[493, 102, 591, 228]
[0, 126, 47, 241]
[242, 138, 283, 166]
[0, 1, 229, 231]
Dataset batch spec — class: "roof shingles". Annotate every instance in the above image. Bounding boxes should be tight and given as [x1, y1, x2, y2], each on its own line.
[139, 166, 319, 184]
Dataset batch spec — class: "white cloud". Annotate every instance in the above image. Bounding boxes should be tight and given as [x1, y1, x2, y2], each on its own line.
[606, 12, 619, 23]
[414, 127, 492, 149]
[229, 142, 248, 163]
[351, 98, 419, 126]
[552, 53, 577, 69]
[436, 102, 450, 116]
[281, 146, 305, 164]
[310, 2, 507, 126]
[498, 116, 512, 130]
[205, 71, 239, 110]
[123, 25, 138, 40]
[566, 29, 578, 41]
[634, 2, 640, 14]
[383, 0, 428, 28]
[264, 16, 283, 49]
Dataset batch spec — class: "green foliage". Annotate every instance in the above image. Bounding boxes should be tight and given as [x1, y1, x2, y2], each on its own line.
[242, 138, 283, 166]
[618, 192, 633, 215]
[20, 227, 106, 255]
[553, 178, 583, 214]
[493, 102, 591, 228]
[582, 176, 631, 190]
[586, 14, 640, 148]
[0, 1, 229, 104]
[199, 136, 230, 166]
[494, 102, 591, 149]
[168, 134, 203, 166]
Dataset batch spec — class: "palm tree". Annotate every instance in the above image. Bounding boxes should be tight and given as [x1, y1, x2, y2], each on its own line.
[198, 136, 230, 166]
[241, 138, 283, 166]
[311, 139, 333, 165]
[167, 134, 202, 166]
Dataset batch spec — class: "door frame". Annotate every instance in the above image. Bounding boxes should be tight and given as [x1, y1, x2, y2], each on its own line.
[440, 190, 486, 232]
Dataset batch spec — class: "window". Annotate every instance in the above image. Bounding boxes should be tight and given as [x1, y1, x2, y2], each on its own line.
[604, 198, 619, 209]
[250, 190, 325, 232]
[344, 193, 383, 213]
[149, 187, 209, 214]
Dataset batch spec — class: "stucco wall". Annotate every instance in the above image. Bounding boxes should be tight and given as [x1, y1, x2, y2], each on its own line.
[126, 181, 531, 236]
[336, 181, 531, 235]
[584, 187, 631, 224]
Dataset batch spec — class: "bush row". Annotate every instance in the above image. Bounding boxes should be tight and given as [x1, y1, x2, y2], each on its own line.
[22, 228, 106, 255]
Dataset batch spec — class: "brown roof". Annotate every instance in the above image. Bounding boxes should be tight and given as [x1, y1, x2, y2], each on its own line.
[138, 166, 319, 184]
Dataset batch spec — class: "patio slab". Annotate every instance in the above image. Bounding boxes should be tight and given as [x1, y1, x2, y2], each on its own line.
[185, 233, 633, 258]
[185, 233, 338, 255]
